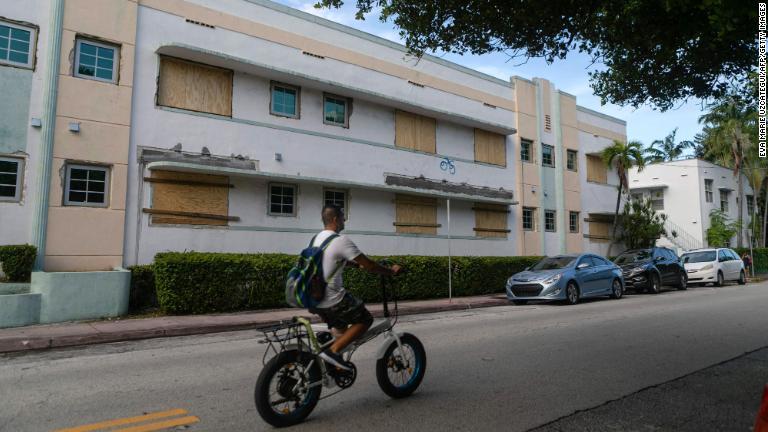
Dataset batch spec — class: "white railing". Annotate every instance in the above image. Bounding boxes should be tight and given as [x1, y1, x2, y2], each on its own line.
[663, 218, 704, 251]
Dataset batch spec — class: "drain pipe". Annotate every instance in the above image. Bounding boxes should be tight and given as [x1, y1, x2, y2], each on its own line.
[31, 0, 64, 270]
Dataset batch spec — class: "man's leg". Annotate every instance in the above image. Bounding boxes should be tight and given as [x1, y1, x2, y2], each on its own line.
[330, 322, 369, 353]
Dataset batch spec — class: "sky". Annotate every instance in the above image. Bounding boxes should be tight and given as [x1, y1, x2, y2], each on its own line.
[275, 0, 706, 152]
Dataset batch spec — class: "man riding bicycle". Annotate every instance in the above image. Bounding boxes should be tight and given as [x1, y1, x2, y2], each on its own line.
[312, 204, 402, 371]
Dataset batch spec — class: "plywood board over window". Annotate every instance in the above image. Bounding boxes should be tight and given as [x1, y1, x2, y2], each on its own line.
[157, 56, 233, 117]
[149, 171, 231, 226]
[474, 129, 506, 167]
[586, 154, 608, 184]
[395, 110, 436, 154]
[473, 203, 510, 238]
[588, 221, 611, 242]
[394, 194, 440, 234]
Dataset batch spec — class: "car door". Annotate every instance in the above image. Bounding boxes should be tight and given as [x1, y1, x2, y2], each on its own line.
[653, 248, 671, 284]
[664, 248, 681, 283]
[575, 256, 599, 295]
[727, 249, 742, 279]
[591, 256, 614, 293]
[717, 249, 732, 279]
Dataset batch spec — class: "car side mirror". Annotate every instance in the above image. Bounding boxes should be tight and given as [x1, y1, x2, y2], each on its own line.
[655, 256, 664, 262]
[524, 266, 530, 271]
[577, 263, 589, 270]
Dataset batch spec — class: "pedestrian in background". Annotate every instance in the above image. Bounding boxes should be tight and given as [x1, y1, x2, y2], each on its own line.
[741, 252, 753, 278]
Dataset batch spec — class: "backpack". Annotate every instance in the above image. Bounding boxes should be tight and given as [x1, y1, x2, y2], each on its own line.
[285, 234, 340, 309]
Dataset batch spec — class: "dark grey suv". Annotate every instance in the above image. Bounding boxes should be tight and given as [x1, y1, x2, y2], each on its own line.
[613, 247, 687, 293]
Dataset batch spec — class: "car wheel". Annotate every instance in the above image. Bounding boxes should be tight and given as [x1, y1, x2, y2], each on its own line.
[512, 300, 528, 305]
[609, 278, 623, 299]
[648, 272, 661, 294]
[715, 271, 724, 287]
[565, 282, 579, 305]
[677, 272, 687, 290]
[738, 270, 746, 285]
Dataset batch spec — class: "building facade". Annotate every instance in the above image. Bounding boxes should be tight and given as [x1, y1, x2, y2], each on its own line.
[1, 0, 628, 274]
[628, 159, 755, 250]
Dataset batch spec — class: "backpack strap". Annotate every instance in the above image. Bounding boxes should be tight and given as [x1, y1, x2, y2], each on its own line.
[317, 234, 344, 283]
[307, 235, 318, 249]
[318, 233, 339, 250]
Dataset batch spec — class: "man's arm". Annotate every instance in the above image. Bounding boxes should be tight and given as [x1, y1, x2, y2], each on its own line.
[352, 254, 402, 276]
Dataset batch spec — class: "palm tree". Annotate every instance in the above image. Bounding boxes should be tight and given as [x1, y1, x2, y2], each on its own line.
[643, 128, 694, 163]
[698, 96, 756, 248]
[743, 159, 766, 247]
[601, 140, 646, 255]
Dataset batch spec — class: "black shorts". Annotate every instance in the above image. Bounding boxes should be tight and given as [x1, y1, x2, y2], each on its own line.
[313, 293, 373, 330]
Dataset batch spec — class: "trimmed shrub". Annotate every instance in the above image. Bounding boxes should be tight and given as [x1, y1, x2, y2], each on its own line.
[0, 244, 37, 282]
[154, 252, 542, 314]
[128, 264, 157, 312]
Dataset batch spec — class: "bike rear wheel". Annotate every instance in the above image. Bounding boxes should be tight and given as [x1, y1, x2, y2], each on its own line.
[376, 333, 426, 398]
[254, 350, 321, 428]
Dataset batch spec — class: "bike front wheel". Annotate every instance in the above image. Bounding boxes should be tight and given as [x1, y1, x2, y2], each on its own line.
[254, 350, 321, 428]
[376, 333, 426, 398]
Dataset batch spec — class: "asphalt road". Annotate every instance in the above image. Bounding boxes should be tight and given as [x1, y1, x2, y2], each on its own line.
[1, 282, 767, 432]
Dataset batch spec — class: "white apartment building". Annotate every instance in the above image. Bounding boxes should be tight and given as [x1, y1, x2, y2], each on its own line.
[628, 159, 755, 250]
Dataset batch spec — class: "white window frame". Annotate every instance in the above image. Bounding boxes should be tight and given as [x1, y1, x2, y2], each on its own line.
[545, 209, 556, 232]
[520, 139, 533, 163]
[270, 82, 300, 119]
[323, 187, 349, 219]
[747, 194, 754, 215]
[323, 93, 349, 128]
[522, 207, 536, 231]
[569, 211, 579, 233]
[720, 190, 729, 212]
[74, 38, 119, 84]
[0, 20, 36, 69]
[0, 156, 24, 202]
[704, 179, 713, 203]
[650, 188, 664, 211]
[64, 164, 110, 207]
[268, 182, 297, 217]
[566, 150, 578, 171]
[541, 144, 555, 168]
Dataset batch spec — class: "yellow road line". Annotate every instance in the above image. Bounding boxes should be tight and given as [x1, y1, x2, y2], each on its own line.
[53, 409, 189, 432]
[111, 416, 200, 432]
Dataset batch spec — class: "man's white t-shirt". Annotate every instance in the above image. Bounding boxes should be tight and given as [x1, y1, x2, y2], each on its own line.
[312, 230, 362, 309]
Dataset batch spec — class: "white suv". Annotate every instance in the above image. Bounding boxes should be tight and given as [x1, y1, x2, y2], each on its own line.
[680, 248, 746, 287]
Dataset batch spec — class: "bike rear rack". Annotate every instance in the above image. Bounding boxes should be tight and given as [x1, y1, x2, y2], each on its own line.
[257, 320, 311, 366]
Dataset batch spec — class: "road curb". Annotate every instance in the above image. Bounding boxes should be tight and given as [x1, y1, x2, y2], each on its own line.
[0, 297, 510, 354]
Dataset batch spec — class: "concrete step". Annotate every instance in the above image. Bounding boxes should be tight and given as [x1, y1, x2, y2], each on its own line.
[0, 292, 41, 328]
[0, 283, 31, 295]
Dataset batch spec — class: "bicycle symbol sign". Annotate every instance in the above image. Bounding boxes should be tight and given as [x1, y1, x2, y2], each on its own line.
[440, 158, 456, 175]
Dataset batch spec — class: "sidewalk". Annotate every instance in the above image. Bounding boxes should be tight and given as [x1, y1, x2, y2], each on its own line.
[0, 294, 509, 354]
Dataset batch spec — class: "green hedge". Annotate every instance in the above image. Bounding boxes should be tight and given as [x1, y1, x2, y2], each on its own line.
[128, 264, 157, 312]
[0, 245, 37, 282]
[733, 248, 768, 272]
[153, 252, 542, 314]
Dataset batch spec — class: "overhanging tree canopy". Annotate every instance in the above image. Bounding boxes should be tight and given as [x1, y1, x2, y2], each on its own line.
[318, 0, 757, 111]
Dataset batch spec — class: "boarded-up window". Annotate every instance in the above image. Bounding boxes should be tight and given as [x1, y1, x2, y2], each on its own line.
[473, 203, 510, 238]
[148, 170, 231, 226]
[157, 56, 233, 116]
[474, 129, 506, 166]
[588, 221, 611, 242]
[394, 194, 440, 234]
[395, 111, 436, 154]
[586, 155, 607, 183]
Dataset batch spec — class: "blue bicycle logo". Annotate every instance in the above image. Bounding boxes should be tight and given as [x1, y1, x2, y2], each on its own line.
[440, 158, 456, 175]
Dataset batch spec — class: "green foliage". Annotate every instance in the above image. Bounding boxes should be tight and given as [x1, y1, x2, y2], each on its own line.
[733, 248, 768, 273]
[643, 128, 694, 163]
[153, 252, 542, 314]
[316, 0, 756, 111]
[0, 245, 37, 282]
[618, 198, 668, 249]
[128, 264, 157, 312]
[706, 210, 741, 247]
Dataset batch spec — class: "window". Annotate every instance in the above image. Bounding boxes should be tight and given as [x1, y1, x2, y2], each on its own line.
[720, 190, 729, 212]
[395, 110, 436, 153]
[705, 179, 713, 203]
[269, 183, 297, 216]
[747, 195, 755, 215]
[718, 249, 730, 262]
[157, 56, 233, 116]
[630, 192, 644, 202]
[0, 157, 23, 202]
[586, 154, 607, 183]
[542, 144, 554, 167]
[569, 211, 579, 233]
[520, 139, 533, 162]
[545, 209, 556, 232]
[270, 82, 299, 118]
[394, 194, 439, 235]
[474, 203, 510, 238]
[324, 188, 347, 218]
[474, 129, 506, 166]
[75, 38, 119, 83]
[566, 150, 577, 171]
[522, 207, 536, 231]
[149, 171, 231, 226]
[324, 94, 349, 127]
[578, 256, 594, 268]
[650, 188, 664, 211]
[0, 21, 35, 69]
[593, 256, 611, 266]
[64, 165, 109, 207]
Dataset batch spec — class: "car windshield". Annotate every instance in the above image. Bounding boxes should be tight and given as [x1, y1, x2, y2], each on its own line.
[681, 251, 717, 263]
[531, 256, 576, 270]
[614, 249, 652, 265]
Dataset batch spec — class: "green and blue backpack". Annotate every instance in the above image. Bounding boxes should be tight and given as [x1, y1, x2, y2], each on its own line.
[285, 234, 339, 309]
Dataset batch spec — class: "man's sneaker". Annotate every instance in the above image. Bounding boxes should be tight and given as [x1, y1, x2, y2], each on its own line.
[319, 349, 352, 371]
